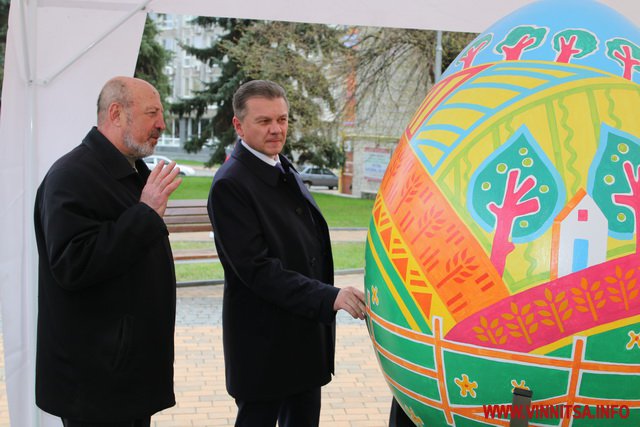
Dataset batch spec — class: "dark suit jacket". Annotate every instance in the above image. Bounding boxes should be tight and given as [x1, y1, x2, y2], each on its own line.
[208, 142, 340, 401]
[34, 127, 176, 421]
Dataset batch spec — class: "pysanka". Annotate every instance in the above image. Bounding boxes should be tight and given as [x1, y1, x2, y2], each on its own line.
[365, 0, 640, 425]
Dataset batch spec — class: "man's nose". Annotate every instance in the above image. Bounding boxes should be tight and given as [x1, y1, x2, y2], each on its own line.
[157, 115, 166, 131]
[268, 122, 281, 133]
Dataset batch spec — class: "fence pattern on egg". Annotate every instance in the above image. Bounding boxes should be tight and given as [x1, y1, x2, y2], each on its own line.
[366, 307, 640, 427]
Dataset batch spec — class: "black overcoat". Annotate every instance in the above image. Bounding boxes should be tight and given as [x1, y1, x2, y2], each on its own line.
[208, 143, 340, 401]
[33, 128, 176, 421]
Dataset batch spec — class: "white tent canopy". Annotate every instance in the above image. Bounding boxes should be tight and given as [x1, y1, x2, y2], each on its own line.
[1, 0, 639, 425]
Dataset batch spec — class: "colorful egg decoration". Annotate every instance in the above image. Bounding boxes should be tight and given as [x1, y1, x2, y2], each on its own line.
[365, 0, 640, 425]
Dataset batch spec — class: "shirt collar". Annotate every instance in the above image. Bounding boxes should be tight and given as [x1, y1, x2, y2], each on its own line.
[240, 139, 279, 166]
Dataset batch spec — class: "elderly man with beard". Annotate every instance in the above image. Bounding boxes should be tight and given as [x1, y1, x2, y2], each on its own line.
[34, 76, 181, 427]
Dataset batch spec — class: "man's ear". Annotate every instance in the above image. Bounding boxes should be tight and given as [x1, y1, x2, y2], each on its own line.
[232, 116, 244, 138]
[108, 102, 123, 127]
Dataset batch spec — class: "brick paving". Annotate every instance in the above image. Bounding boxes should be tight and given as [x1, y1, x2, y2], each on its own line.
[0, 273, 392, 426]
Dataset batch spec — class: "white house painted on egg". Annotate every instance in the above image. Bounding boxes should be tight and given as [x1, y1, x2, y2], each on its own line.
[551, 189, 608, 279]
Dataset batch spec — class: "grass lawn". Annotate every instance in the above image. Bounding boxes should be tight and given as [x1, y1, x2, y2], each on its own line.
[171, 176, 375, 228]
[310, 192, 374, 228]
[174, 241, 365, 282]
[173, 159, 206, 166]
[171, 241, 213, 251]
[171, 176, 213, 199]
[175, 261, 225, 283]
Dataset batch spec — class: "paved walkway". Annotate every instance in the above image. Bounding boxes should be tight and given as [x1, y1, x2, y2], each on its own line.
[0, 273, 392, 426]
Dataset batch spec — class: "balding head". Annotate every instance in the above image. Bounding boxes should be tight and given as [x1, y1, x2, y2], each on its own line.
[97, 77, 133, 126]
[96, 76, 165, 160]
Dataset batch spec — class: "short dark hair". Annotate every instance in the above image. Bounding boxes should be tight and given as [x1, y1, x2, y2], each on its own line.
[233, 80, 289, 120]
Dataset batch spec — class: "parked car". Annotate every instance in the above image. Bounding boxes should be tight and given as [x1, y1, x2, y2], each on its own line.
[299, 166, 339, 189]
[143, 155, 196, 176]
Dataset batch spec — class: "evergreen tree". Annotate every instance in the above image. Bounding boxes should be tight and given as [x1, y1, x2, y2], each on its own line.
[171, 18, 347, 167]
[171, 17, 247, 165]
[135, 15, 172, 104]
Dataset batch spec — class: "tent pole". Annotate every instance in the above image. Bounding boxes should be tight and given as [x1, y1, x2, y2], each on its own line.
[38, 0, 152, 85]
[19, 0, 41, 424]
[18, 0, 32, 82]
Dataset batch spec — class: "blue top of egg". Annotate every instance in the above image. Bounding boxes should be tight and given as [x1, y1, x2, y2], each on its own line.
[443, 0, 640, 83]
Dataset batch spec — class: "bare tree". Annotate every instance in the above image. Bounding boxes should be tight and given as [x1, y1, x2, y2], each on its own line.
[331, 27, 476, 132]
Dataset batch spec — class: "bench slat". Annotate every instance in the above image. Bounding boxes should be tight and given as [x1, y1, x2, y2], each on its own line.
[164, 200, 213, 242]
[165, 206, 208, 215]
[167, 224, 212, 233]
[164, 215, 210, 225]
[166, 199, 208, 208]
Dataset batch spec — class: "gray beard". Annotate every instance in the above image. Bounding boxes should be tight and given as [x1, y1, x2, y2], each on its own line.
[123, 131, 155, 159]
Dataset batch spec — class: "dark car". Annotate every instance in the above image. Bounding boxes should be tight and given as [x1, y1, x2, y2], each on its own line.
[299, 166, 339, 189]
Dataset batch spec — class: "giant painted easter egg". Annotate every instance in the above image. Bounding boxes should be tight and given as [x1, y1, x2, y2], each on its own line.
[365, 0, 640, 425]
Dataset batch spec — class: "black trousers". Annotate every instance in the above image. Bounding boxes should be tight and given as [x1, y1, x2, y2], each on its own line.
[389, 397, 414, 427]
[61, 417, 150, 427]
[234, 387, 321, 427]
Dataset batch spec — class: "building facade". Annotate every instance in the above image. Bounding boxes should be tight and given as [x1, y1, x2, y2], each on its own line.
[149, 13, 221, 161]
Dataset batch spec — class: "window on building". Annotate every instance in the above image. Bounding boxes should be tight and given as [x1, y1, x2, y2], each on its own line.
[578, 209, 589, 222]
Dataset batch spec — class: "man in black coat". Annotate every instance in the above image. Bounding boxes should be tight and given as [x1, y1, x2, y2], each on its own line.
[34, 76, 182, 426]
[208, 80, 367, 427]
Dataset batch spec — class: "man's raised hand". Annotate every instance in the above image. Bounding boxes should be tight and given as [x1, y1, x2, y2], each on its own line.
[140, 160, 182, 216]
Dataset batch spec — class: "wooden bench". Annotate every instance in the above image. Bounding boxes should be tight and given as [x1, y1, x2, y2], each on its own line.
[164, 199, 212, 234]
[164, 199, 217, 262]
